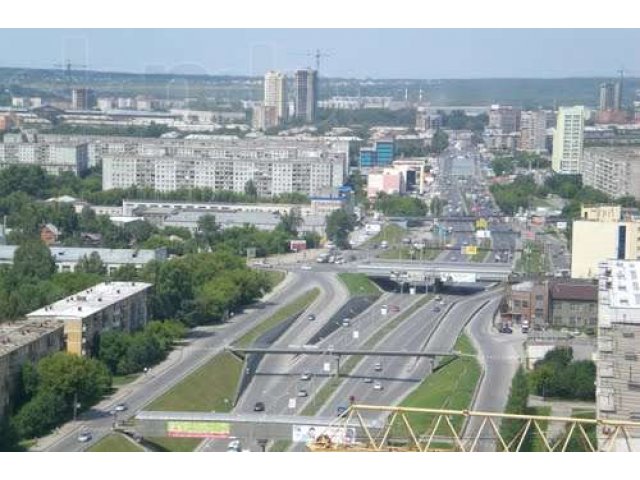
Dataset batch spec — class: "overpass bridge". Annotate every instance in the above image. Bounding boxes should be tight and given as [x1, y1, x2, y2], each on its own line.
[357, 260, 513, 283]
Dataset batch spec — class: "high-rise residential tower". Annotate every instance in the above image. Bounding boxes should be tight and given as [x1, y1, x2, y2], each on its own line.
[294, 69, 318, 123]
[552, 106, 585, 174]
[264, 71, 287, 124]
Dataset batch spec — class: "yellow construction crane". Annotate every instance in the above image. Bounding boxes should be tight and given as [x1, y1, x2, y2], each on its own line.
[309, 404, 640, 452]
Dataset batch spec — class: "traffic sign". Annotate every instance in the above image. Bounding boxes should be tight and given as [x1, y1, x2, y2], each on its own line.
[323, 362, 331, 372]
[288, 398, 296, 409]
[353, 331, 359, 339]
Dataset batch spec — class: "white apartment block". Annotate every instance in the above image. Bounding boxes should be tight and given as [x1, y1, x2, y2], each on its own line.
[582, 147, 640, 200]
[264, 71, 287, 123]
[552, 106, 585, 174]
[0, 141, 88, 175]
[519, 110, 547, 152]
[101, 137, 349, 197]
[597, 260, 640, 451]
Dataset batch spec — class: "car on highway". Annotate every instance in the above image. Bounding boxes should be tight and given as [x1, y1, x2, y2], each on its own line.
[297, 389, 308, 398]
[77, 431, 92, 443]
[363, 377, 373, 384]
[114, 403, 127, 412]
[254, 401, 266, 412]
[301, 264, 312, 270]
[307, 313, 316, 321]
[373, 382, 384, 391]
[300, 373, 312, 381]
[500, 326, 513, 334]
[433, 306, 441, 313]
[374, 362, 383, 372]
[227, 439, 242, 452]
[342, 318, 351, 327]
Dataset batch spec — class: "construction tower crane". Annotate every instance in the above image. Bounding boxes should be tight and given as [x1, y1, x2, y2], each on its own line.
[291, 49, 332, 73]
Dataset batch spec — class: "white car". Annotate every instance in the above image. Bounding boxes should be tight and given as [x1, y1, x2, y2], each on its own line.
[300, 373, 312, 381]
[363, 377, 373, 384]
[77, 431, 92, 443]
[373, 382, 384, 391]
[297, 390, 309, 398]
[227, 439, 242, 452]
[114, 403, 127, 412]
[301, 264, 312, 271]
[374, 363, 383, 372]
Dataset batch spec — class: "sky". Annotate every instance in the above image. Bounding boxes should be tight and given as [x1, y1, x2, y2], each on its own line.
[0, 29, 639, 79]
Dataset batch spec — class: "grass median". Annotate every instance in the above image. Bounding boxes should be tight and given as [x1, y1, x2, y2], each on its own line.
[364, 224, 406, 247]
[399, 333, 481, 435]
[234, 288, 320, 348]
[337, 273, 381, 297]
[87, 433, 144, 452]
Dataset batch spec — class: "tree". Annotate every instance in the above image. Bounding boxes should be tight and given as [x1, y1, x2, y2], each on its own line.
[12, 240, 56, 281]
[500, 366, 532, 450]
[11, 391, 68, 440]
[430, 129, 449, 155]
[75, 252, 107, 276]
[277, 209, 302, 236]
[97, 331, 131, 374]
[196, 214, 219, 245]
[491, 157, 516, 176]
[325, 209, 355, 249]
[244, 179, 258, 197]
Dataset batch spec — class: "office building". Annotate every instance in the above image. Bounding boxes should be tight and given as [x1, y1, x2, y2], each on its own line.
[571, 219, 640, 279]
[0, 319, 65, 419]
[582, 147, 640, 200]
[366, 169, 406, 199]
[519, 111, 547, 152]
[552, 106, 585, 174]
[27, 281, 152, 357]
[0, 138, 88, 175]
[294, 69, 318, 123]
[264, 71, 287, 123]
[489, 105, 520, 133]
[71, 88, 96, 110]
[102, 137, 349, 197]
[359, 139, 395, 169]
[596, 260, 640, 451]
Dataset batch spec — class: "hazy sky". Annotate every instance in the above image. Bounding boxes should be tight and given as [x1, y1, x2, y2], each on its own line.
[1, 29, 639, 79]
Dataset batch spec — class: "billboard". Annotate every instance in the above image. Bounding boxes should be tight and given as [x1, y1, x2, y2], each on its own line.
[292, 425, 356, 445]
[290, 239, 307, 252]
[475, 218, 488, 230]
[167, 421, 231, 438]
[462, 245, 478, 256]
[442, 272, 477, 283]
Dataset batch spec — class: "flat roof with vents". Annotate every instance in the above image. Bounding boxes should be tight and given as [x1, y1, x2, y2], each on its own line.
[26, 282, 152, 321]
[0, 319, 64, 356]
[599, 260, 640, 326]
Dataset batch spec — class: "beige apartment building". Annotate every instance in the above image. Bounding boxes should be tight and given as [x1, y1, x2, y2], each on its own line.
[581, 147, 640, 200]
[581, 204, 622, 222]
[26, 281, 152, 357]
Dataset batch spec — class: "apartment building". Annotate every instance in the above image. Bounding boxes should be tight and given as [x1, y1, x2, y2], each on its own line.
[582, 147, 640, 200]
[581, 204, 622, 222]
[26, 281, 152, 357]
[0, 319, 65, 419]
[264, 71, 287, 123]
[489, 105, 520, 133]
[519, 110, 547, 152]
[71, 88, 96, 110]
[552, 106, 585, 174]
[597, 260, 640, 451]
[252, 104, 279, 131]
[294, 69, 318, 123]
[102, 137, 349, 197]
[0, 139, 88, 175]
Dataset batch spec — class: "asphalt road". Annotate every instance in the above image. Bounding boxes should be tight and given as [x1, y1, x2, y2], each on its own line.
[38, 270, 341, 452]
[464, 296, 527, 451]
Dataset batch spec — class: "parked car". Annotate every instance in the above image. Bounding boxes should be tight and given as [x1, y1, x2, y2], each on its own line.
[254, 401, 265, 412]
[500, 326, 513, 334]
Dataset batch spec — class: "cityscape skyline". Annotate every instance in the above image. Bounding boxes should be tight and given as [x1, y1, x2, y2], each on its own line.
[0, 29, 639, 79]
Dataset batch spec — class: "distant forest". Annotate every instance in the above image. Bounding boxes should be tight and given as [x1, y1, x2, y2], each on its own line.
[0, 66, 637, 109]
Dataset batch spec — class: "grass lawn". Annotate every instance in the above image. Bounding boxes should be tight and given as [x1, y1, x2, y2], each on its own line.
[111, 373, 141, 387]
[564, 409, 596, 452]
[87, 433, 144, 452]
[264, 269, 286, 288]
[528, 406, 552, 452]
[399, 334, 481, 436]
[146, 351, 242, 412]
[364, 224, 407, 247]
[337, 273, 380, 297]
[234, 288, 320, 348]
[145, 437, 202, 452]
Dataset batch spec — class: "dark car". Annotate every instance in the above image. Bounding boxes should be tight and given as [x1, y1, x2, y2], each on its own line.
[501, 326, 513, 334]
[307, 314, 316, 321]
[254, 401, 265, 412]
[336, 406, 348, 417]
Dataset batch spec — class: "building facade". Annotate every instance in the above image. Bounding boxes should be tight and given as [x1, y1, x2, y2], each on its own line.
[519, 110, 547, 152]
[548, 280, 598, 328]
[251, 104, 279, 131]
[571, 219, 640, 279]
[582, 147, 640, 200]
[71, 88, 96, 110]
[597, 260, 640, 451]
[264, 71, 287, 123]
[0, 139, 89, 175]
[581, 204, 622, 222]
[27, 282, 152, 357]
[489, 105, 520, 133]
[552, 106, 585, 174]
[294, 69, 318, 123]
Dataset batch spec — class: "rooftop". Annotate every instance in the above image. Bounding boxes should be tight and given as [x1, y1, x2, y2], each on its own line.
[0, 246, 166, 265]
[0, 318, 64, 357]
[26, 281, 152, 321]
[549, 281, 597, 302]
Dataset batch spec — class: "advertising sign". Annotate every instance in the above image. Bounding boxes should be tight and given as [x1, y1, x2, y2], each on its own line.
[463, 245, 478, 256]
[441, 272, 477, 283]
[292, 425, 356, 444]
[475, 218, 488, 230]
[167, 421, 230, 439]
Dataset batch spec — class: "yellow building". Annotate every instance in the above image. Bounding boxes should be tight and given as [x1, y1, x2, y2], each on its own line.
[580, 204, 622, 222]
[571, 220, 640, 278]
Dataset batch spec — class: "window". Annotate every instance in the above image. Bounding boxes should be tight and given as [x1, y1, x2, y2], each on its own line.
[623, 332, 635, 339]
